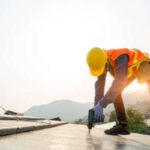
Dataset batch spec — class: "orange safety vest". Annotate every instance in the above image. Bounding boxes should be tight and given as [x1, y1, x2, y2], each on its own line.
[107, 48, 148, 78]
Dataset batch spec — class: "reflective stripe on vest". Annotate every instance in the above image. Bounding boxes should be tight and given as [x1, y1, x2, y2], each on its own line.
[128, 49, 148, 78]
[107, 49, 149, 78]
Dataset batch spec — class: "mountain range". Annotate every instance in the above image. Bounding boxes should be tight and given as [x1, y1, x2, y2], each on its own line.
[25, 100, 93, 122]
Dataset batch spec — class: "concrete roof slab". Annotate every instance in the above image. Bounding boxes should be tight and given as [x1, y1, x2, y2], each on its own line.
[0, 124, 149, 150]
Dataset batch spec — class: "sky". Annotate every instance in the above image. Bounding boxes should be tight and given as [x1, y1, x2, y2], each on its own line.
[0, 0, 150, 112]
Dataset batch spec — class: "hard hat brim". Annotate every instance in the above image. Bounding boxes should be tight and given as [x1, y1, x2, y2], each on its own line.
[90, 66, 105, 76]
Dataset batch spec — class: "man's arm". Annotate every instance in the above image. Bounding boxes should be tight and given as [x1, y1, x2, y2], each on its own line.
[100, 54, 129, 108]
[94, 69, 107, 105]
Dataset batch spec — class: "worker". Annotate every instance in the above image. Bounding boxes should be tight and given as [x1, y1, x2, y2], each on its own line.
[86, 48, 150, 135]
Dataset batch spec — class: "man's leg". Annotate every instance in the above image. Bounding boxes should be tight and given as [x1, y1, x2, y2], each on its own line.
[136, 61, 150, 84]
[113, 77, 135, 126]
[104, 94, 129, 135]
[104, 77, 135, 135]
[114, 94, 127, 126]
[104, 94, 130, 135]
[146, 79, 150, 93]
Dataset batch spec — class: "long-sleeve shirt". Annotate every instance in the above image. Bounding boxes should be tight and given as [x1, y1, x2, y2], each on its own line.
[94, 54, 132, 108]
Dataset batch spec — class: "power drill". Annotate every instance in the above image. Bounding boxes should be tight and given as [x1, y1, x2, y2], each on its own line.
[87, 109, 95, 133]
[87, 108, 104, 133]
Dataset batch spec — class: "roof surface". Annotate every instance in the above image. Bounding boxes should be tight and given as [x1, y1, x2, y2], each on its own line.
[0, 123, 149, 150]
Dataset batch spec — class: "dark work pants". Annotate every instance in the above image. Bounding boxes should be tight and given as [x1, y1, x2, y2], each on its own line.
[114, 94, 127, 124]
[113, 77, 135, 125]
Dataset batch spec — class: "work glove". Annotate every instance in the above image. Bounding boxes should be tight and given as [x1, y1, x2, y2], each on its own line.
[94, 102, 104, 122]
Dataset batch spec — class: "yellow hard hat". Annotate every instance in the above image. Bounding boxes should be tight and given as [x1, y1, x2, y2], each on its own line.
[86, 47, 107, 76]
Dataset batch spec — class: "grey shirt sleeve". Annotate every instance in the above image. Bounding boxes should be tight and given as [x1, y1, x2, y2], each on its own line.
[100, 54, 129, 108]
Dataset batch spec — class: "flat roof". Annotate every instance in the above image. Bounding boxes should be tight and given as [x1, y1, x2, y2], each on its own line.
[0, 123, 149, 150]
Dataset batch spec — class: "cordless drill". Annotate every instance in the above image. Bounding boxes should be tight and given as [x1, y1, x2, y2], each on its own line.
[87, 109, 95, 133]
[87, 108, 104, 133]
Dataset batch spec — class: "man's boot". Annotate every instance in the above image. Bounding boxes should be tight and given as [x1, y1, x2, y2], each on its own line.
[104, 123, 130, 135]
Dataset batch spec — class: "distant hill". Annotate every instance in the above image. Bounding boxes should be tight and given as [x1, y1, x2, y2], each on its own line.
[25, 100, 93, 122]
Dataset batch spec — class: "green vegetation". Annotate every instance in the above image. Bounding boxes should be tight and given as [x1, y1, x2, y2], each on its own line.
[109, 110, 117, 122]
[109, 107, 150, 135]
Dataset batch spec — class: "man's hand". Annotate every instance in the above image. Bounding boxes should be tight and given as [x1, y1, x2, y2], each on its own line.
[94, 102, 104, 122]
